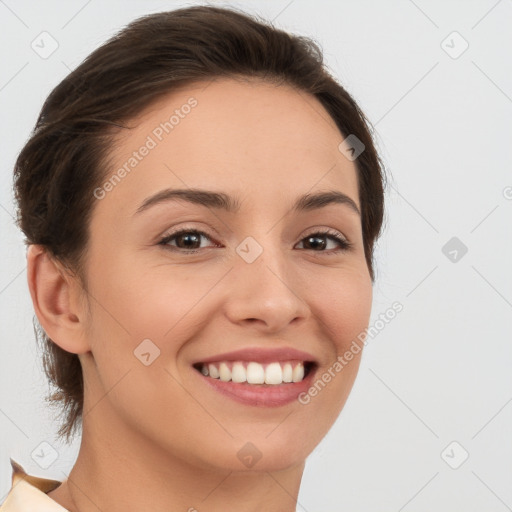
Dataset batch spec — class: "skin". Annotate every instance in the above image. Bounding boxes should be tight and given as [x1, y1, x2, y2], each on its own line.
[28, 76, 373, 512]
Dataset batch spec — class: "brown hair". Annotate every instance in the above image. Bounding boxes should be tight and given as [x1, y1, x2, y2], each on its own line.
[13, 5, 387, 443]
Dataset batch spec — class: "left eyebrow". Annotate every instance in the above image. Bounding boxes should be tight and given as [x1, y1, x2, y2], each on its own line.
[133, 188, 361, 217]
[293, 190, 360, 216]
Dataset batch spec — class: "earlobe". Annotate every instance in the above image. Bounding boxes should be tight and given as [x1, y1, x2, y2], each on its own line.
[26, 244, 90, 354]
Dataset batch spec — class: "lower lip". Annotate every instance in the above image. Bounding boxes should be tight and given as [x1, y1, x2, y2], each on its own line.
[194, 366, 317, 407]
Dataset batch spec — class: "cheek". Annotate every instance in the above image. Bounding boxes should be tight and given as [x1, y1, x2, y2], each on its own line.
[80, 258, 211, 444]
[85, 251, 190, 342]
[294, 277, 371, 443]
[82, 253, 227, 400]
[314, 267, 373, 353]
[295, 267, 371, 408]
[304, 268, 371, 410]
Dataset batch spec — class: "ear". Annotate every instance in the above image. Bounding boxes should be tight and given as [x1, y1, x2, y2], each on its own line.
[26, 244, 91, 354]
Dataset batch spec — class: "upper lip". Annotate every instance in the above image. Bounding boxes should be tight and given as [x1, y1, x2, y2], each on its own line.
[193, 347, 317, 365]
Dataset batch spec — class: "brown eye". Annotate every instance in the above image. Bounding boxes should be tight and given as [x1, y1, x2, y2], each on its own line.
[159, 229, 217, 252]
[296, 230, 352, 253]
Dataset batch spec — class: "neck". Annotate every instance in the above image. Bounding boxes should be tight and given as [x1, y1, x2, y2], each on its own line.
[48, 401, 306, 512]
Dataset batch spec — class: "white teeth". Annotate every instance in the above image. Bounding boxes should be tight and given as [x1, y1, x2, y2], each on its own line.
[282, 363, 293, 382]
[246, 362, 265, 384]
[208, 363, 219, 379]
[265, 362, 283, 385]
[219, 362, 231, 382]
[292, 362, 304, 383]
[231, 362, 247, 383]
[197, 360, 309, 385]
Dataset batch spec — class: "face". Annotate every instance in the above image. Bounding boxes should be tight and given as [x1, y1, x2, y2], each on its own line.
[77, 77, 373, 472]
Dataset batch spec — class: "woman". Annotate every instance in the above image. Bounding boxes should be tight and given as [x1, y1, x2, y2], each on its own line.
[1, 4, 386, 511]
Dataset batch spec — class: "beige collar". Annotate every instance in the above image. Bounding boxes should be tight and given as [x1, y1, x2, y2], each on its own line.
[0, 458, 68, 511]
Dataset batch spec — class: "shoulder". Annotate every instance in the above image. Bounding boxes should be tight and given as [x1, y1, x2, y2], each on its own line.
[0, 458, 67, 511]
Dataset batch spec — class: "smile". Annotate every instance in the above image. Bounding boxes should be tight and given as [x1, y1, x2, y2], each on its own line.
[191, 347, 318, 407]
[193, 360, 314, 385]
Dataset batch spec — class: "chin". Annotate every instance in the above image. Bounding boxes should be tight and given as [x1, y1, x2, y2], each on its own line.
[196, 430, 316, 473]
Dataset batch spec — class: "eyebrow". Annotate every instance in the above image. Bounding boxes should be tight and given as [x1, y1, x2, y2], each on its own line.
[134, 188, 361, 217]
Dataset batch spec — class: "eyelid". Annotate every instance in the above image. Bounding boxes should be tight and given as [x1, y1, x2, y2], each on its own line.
[158, 222, 221, 243]
[298, 225, 348, 242]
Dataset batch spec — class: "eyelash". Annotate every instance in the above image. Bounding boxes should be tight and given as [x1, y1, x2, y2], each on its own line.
[158, 227, 353, 255]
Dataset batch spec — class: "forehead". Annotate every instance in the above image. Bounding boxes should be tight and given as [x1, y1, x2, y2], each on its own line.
[97, 77, 360, 219]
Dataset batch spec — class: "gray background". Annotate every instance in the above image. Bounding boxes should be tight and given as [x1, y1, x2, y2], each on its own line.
[1, 0, 511, 510]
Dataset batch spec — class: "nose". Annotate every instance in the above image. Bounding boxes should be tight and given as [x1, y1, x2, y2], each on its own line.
[223, 244, 310, 333]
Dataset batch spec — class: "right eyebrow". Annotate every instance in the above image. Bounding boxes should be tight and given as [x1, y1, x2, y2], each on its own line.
[134, 188, 242, 216]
